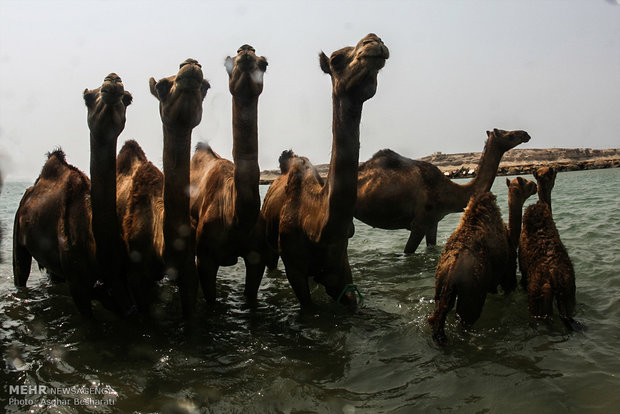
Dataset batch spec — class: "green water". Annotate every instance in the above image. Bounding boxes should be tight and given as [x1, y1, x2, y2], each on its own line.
[1, 168, 619, 413]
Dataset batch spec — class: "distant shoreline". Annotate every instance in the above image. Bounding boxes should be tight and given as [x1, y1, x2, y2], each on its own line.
[259, 147, 620, 184]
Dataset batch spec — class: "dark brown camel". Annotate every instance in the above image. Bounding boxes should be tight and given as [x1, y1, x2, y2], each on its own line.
[262, 150, 323, 270]
[519, 167, 583, 330]
[13, 150, 98, 315]
[428, 177, 536, 345]
[116, 140, 165, 311]
[190, 45, 268, 305]
[260, 33, 389, 308]
[356, 129, 531, 253]
[150, 59, 210, 317]
[84, 73, 136, 315]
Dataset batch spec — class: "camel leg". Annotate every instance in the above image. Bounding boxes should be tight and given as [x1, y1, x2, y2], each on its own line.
[243, 254, 265, 302]
[455, 285, 487, 326]
[528, 277, 553, 320]
[404, 227, 425, 254]
[197, 256, 218, 306]
[284, 264, 312, 308]
[425, 221, 438, 247]
[12, 218, 32, 287]
[428, 272, 456, 345]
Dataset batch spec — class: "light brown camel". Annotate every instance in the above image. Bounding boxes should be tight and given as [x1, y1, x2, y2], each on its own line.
[262, 150, 324, 270]
[13, 150, 98, 315]
[190, 45, 268, 305]
[261, 34, 389, 308]
[150, 59, 210, 317]
[428, 177, 536, 344]
[116, 140, 165, 311]
[519, 167, 583, 330]
[84, 73, 136, 315]
[355, 128, 531, 253]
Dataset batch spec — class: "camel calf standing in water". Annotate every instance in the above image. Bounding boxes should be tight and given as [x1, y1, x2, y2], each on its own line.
[519, 167, 584, 331]
[429, 177, 536, 344]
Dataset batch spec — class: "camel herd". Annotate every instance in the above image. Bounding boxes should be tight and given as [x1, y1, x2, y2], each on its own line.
[11, 34, 580, 344]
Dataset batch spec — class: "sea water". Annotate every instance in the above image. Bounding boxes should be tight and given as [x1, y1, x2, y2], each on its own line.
[1, 168, 619, 413]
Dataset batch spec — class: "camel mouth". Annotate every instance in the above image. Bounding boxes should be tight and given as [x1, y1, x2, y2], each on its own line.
[100, 87, 124, 104]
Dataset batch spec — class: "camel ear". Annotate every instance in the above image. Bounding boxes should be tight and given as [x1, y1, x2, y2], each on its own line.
[486, 130, 492, 138]
[150, 77, 172, 101]
[149, 77, 159, 99]
[122, 91, 133, 107]
[201, 79, 210, 99]
[319, 52, 331, 74]
[83, 88, 96, 108]
[225, 56, 234, 76]
[517, 176, 525, 185]
[258, 57, 268, 72]
[533, 169, 539, 180]
[506, 178, 510, 187]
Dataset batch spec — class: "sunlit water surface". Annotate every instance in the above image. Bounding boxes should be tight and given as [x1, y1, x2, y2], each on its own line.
[1, 169, 619, 413]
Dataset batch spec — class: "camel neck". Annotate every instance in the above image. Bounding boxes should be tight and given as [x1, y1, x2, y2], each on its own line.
[162, 125, 192, 243]
[463, 138, 503, 194]
[232, 96, 260, 227]
[89, 132, 122, 263]
[322, 96, 363, 240]
[507, 197, 523, 249]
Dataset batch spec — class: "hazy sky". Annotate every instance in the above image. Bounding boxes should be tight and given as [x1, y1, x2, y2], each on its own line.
[1, 0, 619, 181]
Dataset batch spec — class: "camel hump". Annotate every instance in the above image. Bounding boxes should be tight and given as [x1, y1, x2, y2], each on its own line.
[365, 148, 412, 170]
[39, 149, 84, 181]
[279, 149, 298, 173]
[132, 162, 163, 197]
[194, 142, 220, 159]
[117, 140, 147, 174]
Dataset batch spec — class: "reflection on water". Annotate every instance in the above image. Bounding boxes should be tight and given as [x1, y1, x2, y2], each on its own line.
[1, 169, 620, 413]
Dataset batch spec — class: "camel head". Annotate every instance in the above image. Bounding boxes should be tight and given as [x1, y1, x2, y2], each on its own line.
[319, 33, 389, 102]
[506, 176, 537, 206]
[83, 73, 133, 138]
[533, 166, 556, 207]
[149, 58, 211, 130]
[486, 128, 531, 152]
[225, 44, 268, 99]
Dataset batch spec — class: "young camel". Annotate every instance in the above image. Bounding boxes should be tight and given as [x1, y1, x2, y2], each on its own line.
[260, 34, 389, 308]
[190, 45, 268, 305]
[519, 167, 583, 330]
[428, 177, 536, 344]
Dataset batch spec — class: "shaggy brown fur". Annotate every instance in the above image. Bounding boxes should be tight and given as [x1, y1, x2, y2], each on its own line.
[356, 129, 531, 253]
[261, 150, 324, 270]
[116, 140, 165, 311]
[13, 150, 99, 315]
[428, 192, 517, 345]
[116, 139, 148, 223]
[519, 167, 582, 330]
[261, 34, 389, 307]
[150, 59, 210, 318]
[192, 45, 268, 305]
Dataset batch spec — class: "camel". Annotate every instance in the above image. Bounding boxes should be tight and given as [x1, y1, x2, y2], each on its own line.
[262, 150, 324, 270]
[13, 150, 98, 315]
[190, 45, 268, 305]
[355, 128, 531, 253]
[519, 167, 582, 330]
[260, 33, 389, 308]
[150, 59, 210, 317]
[116, 140, 165, 311]
[428, 177, 536, 344]
[84, 73, 136, 315]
